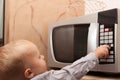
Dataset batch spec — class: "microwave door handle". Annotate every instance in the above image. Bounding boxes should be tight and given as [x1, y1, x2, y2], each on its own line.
[87, 23, 99, 53]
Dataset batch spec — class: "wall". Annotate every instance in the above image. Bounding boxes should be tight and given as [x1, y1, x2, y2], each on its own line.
[5, 0, 84, 59]
[85, 0, 120, 14]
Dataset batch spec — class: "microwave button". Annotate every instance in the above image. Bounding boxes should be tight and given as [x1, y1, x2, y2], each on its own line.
[100, 59, 107, 62]
[109, 32, 113, 35]
[109, 40, 113, 43]
[105, 40, 109, 43]
[105, 36, 109, 39]
[109, 35, 113, 39]
[108, 55, 114, 58]
[104, 28, 109, 32]
[105, 32, 109, 35]
[100, 29, 104, 32]
[107, 59, 114, 62]
[100, 36, 104, 40]
[110, 51, 114, 54]
[100, 33, 104, 36]
[100, 41, 104, 44]
[100, 25, 104, 28]
[110, 44, 114, 47]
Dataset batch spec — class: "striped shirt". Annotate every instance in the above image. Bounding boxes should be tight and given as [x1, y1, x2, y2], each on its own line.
[31, 53, 98, 80]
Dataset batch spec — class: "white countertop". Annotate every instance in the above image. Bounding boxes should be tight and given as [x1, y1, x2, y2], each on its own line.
[81, 72, 120, 80]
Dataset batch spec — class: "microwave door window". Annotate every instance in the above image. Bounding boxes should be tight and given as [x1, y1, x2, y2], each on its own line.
[53, 24, 90, 63]
[53, 25, 74, 63]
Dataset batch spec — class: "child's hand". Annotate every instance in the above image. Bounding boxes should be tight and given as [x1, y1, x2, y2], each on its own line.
[93, 45, 110, 58]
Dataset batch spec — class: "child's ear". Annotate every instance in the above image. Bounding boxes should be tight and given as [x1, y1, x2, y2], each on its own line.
[24, 68, 34, 78]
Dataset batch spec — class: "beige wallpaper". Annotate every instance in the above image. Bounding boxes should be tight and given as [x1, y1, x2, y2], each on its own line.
[5, 0, 84, 58]
[85, 0, 120, 14]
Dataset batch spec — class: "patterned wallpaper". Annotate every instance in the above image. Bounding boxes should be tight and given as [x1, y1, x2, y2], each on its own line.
[85, 0, 120, 14]
[5, 0, 84, 57]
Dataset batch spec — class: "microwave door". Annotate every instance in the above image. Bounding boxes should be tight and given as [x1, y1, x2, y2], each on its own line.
[87, 23, 99, 53]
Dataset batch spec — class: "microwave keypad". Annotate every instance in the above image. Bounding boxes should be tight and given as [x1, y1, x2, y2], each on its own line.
[99, 24, 115, 64]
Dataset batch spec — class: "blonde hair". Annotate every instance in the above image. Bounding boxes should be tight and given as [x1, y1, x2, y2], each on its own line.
[0, 40, 39, 80]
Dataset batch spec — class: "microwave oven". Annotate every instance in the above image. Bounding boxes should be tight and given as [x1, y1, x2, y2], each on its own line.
[47, 8, 120, 73]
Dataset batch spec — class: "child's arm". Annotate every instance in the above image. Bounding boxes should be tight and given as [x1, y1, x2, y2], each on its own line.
[31, 45, 109, 80]
[61, 45, 109, 79]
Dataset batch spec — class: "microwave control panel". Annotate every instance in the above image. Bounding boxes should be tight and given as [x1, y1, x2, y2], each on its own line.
[99, 24, 115, 64]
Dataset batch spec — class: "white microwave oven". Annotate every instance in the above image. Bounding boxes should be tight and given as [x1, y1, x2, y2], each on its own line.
[47, 8, 120, 73]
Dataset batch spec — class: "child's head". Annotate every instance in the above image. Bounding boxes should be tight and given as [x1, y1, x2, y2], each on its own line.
[0, 40, 47, 80]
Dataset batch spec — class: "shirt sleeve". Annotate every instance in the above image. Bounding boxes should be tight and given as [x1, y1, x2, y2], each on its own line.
[61, 52, 99, 80]
[31, 53, 99, 80]
[51, 53, 99, 80]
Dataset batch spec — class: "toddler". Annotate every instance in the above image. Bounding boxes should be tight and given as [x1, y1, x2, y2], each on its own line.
[0, 40, 109, 80]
